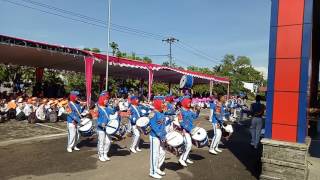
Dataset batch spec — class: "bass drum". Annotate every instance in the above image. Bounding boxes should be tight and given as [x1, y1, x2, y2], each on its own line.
[35, 105, 46, 122]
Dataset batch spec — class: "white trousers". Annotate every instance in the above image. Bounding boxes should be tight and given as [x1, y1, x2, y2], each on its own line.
[97, 130, 111, 156]
[209, 109, 213, 122]
[131, 125, 140, 149]
[180, 132, 192, 161]
[250, 117, 263, 147]
[210, 123, 222, 150]
[67, 122, 80, 149]
[149, 136, 166, 175]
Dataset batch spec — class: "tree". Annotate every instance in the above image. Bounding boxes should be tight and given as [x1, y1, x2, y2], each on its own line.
[83, 47, 91, 51]
[212, 54, 265, 95]
[110, 42, 119, 56]
[142, 57, 152, 63]
[162, 60, 184, 69]
[91, 48, 101, 53]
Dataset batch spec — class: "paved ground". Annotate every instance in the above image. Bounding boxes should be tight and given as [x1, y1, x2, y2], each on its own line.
[0, 110, 261, 180]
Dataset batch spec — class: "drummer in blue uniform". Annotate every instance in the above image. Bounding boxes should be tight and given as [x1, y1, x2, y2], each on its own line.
[209, 93, 227, 155]
[66, 91, 82, 153]
[128, 96, 143, 153]
[96, 91, 112, 162]
[149, 96, 167, 179]
[178, 96, 200, 167]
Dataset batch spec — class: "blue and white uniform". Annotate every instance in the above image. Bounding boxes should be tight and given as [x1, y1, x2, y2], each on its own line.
[209, 102, 227, 153]
[66, 100, 82, 151]
[179, 108, 199, 163]
[149, 111, 167, 177]
[96, 105, 112, 161]
[129, 104, 143, 152]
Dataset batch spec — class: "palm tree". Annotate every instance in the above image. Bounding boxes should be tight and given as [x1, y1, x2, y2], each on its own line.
[110, 42, 119, 56]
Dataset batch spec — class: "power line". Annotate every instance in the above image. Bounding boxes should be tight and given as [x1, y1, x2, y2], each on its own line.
[2, 0, 164, 41]
[175, 42, 221, 64]
[2, 0, 223, 66]
[19, 0, 166, 40]
[178, 41, 220, 62]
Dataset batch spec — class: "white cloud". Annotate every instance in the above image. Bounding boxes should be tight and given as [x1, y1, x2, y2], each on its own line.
[254, 66, 268, 80]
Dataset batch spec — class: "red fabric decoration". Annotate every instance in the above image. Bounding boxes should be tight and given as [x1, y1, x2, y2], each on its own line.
[165, 96, 174, 102]
[98, 96, 107, 106]
[131, 99, 139, 106]
[69, 94, 77, 102]
[181, 98, 191, 110]
[153, 99, 163, 111]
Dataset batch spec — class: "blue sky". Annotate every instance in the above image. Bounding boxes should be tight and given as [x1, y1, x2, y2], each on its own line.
[0, 0, 271, 77]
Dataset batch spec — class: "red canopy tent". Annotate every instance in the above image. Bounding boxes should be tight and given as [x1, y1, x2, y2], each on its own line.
[0, 34, 229, 104]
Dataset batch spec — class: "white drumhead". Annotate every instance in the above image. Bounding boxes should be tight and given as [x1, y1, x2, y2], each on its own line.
[109, 112, 119, 121]
[166, 131, 184, 147]
[191, 127, 207, 141]
[136, 117, 150, 127]
[224, 124, 234, 133]
[179, 75, 187, 88]
[35, 105, 45, 121]
[79, 119, 92, 132]
[106, 119, 120, 135]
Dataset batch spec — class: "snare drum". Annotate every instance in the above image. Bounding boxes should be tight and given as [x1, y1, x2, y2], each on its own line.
[166, 131, 185, 156]
[106, 119, 120, 135]
[78, 118, 94, 137]
[191, 127, 208, 148]
[136, 117, 151, 135]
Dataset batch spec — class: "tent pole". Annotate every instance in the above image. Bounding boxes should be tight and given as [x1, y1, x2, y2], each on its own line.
[148, 69, 154, 101]
[227, 83, 230, 100]
[209, 80, 213, 96]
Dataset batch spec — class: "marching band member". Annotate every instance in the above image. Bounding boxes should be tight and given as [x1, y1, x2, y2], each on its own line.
[66, 91, 82, 153]
[128, 96, 143, 153]
[178, 96, 200, 167]
[149, 96, 167, 179]
[209, 94, 226, 155]
[96, 91, 111, 162]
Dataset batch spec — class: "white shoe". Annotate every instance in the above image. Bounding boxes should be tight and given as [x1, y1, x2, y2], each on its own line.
[74, 147, 80, 151]
[67, 148, 72, 153]
[179, 159, 188, 167]
[215, 148, 222, 153]
[103, 154, 110, 161]
[209, 149, 218, 155]
[99, 156, 106, 162]
[136, 148, 142, 152]
[156, 169, 166, 176]
[186, 159, 194, 164]
[130, 148, 137, 153]
[149, 173, 162, 179]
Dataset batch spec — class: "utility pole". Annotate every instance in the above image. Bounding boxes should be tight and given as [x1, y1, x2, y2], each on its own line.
[162, 37, 179, 67]
[105, 0, 111, 91]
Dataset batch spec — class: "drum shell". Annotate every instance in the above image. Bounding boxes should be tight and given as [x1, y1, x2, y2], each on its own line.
[192, 137, 208, 148]
[180, 75, 194, 89]
[139, 124, 151, 135]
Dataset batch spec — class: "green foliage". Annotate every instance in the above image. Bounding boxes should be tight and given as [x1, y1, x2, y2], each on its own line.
[212, 54, 264, 95]
[110, 42, 119, 56]
[152, 82, 169, 95]
[91, 48, 101, 53]
[162, 60, 184, 69]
